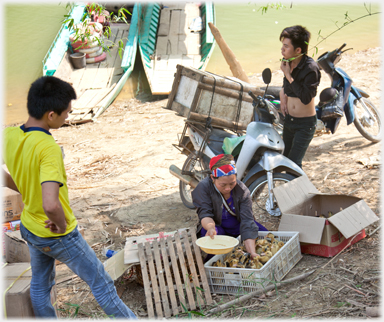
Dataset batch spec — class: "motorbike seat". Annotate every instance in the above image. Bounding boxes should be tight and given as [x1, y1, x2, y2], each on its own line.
[207, 128, 237, 155]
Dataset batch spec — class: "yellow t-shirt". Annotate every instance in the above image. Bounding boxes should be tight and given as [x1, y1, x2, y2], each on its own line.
[3, 125, 77, 237]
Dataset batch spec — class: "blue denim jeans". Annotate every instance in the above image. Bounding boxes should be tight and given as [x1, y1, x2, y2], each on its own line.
[20, 223, 137, 319]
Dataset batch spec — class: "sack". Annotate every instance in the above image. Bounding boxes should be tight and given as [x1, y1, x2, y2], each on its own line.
[320, 88, 344, 119]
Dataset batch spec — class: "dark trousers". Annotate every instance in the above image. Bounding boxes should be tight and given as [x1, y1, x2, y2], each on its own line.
[283, 114, 317, 168]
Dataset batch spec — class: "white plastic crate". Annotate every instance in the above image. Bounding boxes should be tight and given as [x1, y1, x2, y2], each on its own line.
[204, 231, 302, 295]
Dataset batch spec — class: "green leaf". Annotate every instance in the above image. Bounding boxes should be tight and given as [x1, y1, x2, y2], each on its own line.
[335, 302, 345, 307]
[120, 8, 132, 16]
[180, 302, 188, 312]
[190, 311, 206, 316]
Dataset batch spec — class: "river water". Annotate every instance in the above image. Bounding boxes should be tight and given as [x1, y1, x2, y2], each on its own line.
[4, 2, 380, 125]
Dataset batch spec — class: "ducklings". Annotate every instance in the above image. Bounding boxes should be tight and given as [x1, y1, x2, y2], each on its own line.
[212, 232, 286, 269]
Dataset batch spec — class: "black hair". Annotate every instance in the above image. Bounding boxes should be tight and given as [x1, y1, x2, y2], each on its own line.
[27, 76, 76, 119]
[279, 25, 311, 55]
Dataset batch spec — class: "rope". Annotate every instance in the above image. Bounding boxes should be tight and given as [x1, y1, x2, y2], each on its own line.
[222, 75, 244, 135]
[204, 71, 245, 135]
[3, 266, 32, 318]
[205, 74, 217, 131]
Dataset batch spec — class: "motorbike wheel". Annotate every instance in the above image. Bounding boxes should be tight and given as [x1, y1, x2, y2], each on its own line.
[353, 97, 382, 143]
[179, 152, 208, 209]
[248, 173, 296, 219]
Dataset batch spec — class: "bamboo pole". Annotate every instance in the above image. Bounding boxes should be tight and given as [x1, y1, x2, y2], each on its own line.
[188, 112, 248, 131]
[208, 22, 250, 83]
[206, 269, 315, 316]
[201, 76, 264, 95]
[197, 82, 254, 103]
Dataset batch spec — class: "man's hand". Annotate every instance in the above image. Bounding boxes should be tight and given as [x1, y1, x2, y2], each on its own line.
[42, 182, 67, 235]
[2, 169, 19, 193]
[279, 88, 288, 116]
[280, 60, 292, 80]
[44, 220, 66, 234]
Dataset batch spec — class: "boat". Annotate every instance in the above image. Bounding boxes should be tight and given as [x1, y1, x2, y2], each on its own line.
[42, 3, 139, 124]
[136, 2, 215, 95]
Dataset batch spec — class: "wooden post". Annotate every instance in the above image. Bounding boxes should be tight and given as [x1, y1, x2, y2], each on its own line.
[208, 22, 250, 83]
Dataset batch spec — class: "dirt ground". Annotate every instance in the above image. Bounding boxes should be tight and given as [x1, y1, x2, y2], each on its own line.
[32, 47, 381, 319]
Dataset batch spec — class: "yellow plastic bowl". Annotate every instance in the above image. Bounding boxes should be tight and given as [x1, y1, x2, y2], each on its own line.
[195, 235, 239, 255]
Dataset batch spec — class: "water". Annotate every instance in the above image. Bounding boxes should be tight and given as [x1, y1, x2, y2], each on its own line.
[206, 3, 381, 75]
[4, 3, 68, 125]
[4, 3, 381, 125]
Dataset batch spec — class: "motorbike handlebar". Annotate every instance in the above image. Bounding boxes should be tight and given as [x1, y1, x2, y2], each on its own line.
[337, 43, 347, 53]
[248, 90, 258, 101]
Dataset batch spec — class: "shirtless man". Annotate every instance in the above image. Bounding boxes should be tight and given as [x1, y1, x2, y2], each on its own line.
[279, 25, 321, 168]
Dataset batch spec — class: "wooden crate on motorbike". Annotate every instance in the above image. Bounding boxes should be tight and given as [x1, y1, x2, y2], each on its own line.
[166, 64, 265, 131]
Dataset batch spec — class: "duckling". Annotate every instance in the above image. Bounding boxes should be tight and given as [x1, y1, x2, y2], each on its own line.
[246, 257, 260, 269]
[270, 242, 280, 255]
[223, 252, 236, 264]
[256, 245, 269, 255]
[256, 238, 270, 246]
[252, 256, 264, 269]
[246, 261, 256, 269]
[238, 253, 249, 267]
[228, 257, 239, 268]
[213, 259, 226, 267]
[277, 241, 285, 249]
[265, 233, 276, 243]
[233, 246, 244, 257]
[259, 251, 273, 264]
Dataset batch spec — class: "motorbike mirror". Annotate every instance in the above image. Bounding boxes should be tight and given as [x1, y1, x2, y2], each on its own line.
[262, 68, 272, 85]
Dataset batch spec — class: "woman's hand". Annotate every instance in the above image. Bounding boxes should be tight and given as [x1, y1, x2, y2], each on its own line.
[205, 226, 217, 239]
[243, 238, 257, 258]
[201, 217, 217, 239]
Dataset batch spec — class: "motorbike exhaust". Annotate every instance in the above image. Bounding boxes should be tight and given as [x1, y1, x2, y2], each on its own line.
[169, 165, 199, 189]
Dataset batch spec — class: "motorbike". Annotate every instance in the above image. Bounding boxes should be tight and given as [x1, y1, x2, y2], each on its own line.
[169, 68, 305, 217]
[263, 43, 382, 142]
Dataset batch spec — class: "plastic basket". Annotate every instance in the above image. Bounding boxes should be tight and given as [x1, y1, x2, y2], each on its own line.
[204, 231, 302, 295]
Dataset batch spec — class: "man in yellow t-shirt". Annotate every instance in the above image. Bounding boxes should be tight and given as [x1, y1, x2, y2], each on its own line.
[3, 76, 136, 319]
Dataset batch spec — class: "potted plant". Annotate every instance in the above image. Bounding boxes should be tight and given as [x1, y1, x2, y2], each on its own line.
[64, 2, 131, 61]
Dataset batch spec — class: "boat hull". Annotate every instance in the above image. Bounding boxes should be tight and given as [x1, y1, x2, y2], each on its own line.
[137, 2, 216, 95]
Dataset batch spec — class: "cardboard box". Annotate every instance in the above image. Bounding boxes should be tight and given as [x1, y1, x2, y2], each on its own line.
[3, 262, 57, 317]
[3, 187, 24, 223]
[2, 220, 21, 260]
[273, 176, 379, 257]
[4, 230, 31, 263]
